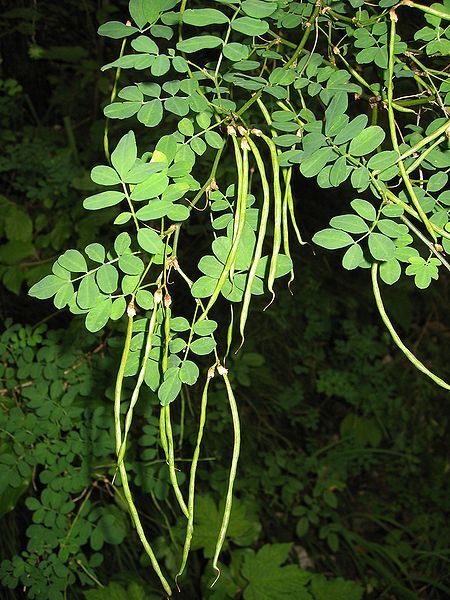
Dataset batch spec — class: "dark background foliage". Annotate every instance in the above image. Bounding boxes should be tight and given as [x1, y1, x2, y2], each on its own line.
[0, 1, 449, 599]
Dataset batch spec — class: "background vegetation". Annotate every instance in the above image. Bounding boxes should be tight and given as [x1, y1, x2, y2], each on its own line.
[0, 1, 449, 599]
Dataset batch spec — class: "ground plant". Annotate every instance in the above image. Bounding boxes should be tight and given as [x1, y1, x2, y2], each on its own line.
[1, 0, 449, 598]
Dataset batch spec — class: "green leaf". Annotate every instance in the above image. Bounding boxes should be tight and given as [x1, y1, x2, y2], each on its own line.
[135, 289, 154, 310]
[269, 68, 296, 86]
[53, 286, 80, 322]
[377, 219, 408, 238]
[223, 43, 250, 62]
[325, 92, 348, 136]
[312, 229, 354, 250]
[118, 254, 144, 276]
[137, 229, 165, 255]
[179, 360, 200, 385]
[131, 173, 169, 201]
[104, 102, 141, 119]
[91, 165, 121, 186]
[190, 337, 216, 356]
[171, 317, 190, 332]
[114, 232, 131, 255]
[98, 21, 138, 39]
[241, 0, 277, 18]
[330, 214, 369, 234]
[77, 274, 101, 309]
[204, 131, 224, 149]
[300, 148, 337, 178]
[111, 131, 137, 180]
[167, 204, 190, 221]
[427, 172, 448, 192]
[379, 258, 401, 284]
[151, 54, 170, 76]
[242, 544, 312, 600]
[368, 233, 396, 261]
[231, 17, 270, 36]
[137, 99, 164, 127]
[176, 36, 223, 53]
[333, 114, 368, 145]
[96, 264, 119, 294]
[136, 200, 171, 220]
[165, 96, 190, 117]
[191, 275, 218, 298]
[178, 117, 194, 136]
[342, 244, 364, 270]
[85, 243, 106, 263]
[311, 575, 363, 600]
[158, 367, 182, 406]
[182, 9, 229, 26]
[85, 298, 112, 333]
[129, 0, 150, 29]
[29, 275, 65, 299]
[193, 320, 217, 336]
[198, 255, 223, 277]
[58, 249, 88, 273]
[131, 35, 158, 54]
[349, 126, 385, 157]
[351, 199, 376, 221]
[83, 191, 125, 210]
[111, 297, 127, 320]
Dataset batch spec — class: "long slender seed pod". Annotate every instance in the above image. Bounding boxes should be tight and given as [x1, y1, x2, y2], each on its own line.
[224, 305, 234, 362]
[161, 303, 189, 517]
[176, 368, 214, 582]
[118, 462, 172, 596]
[198, 139, 249, 321]
[117, 303, 158, 466]
[229, 135, 248, 282]
[159, 407, 169, 461]
[165, 404, 189, 518]
[287, 185, 306, 246]
[259, 133, 282, 308]
[113, 309, 171, 596]
[211, 368, 241, 586]
[238, 134, 271, 348]
[372, 263, 450, 390]
[231, 135, 244, 248]
[114, 313, 134, 455]
[281, 168, 294, 290]
[386, 11, 436, 243]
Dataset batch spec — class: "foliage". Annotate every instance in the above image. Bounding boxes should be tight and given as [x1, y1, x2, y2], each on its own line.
[1, 0, 449, 598]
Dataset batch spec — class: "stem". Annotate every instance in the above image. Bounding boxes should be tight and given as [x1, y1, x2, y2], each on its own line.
[371, 263, 450, 391]
[104, 38, 127, 162]
[403, 1, 450, 21]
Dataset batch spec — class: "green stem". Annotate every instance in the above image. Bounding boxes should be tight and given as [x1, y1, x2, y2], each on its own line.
[104, 38, 127, 162]
[404, 1, 450, 21]
[371, 263, 449, 391]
